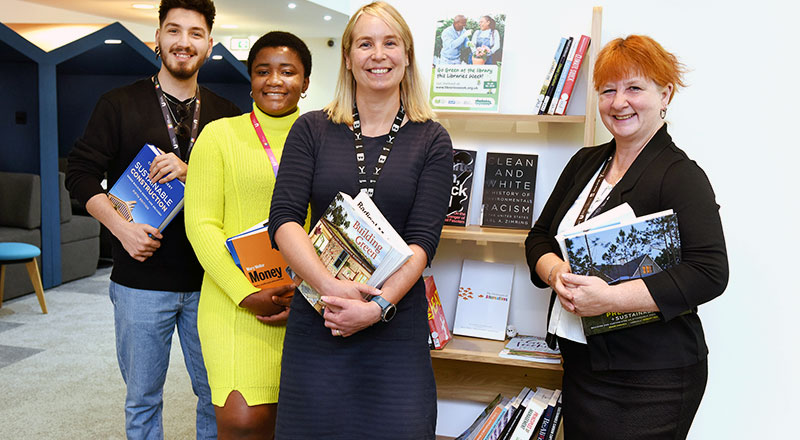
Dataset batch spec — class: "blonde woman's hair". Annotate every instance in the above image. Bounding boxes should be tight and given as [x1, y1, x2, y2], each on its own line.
[323, 1, 435, 124]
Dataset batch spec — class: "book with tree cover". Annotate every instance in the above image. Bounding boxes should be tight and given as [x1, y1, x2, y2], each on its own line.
[225, 218, 292, 289]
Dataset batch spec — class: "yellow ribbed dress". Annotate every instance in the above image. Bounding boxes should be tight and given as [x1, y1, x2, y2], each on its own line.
[184, 103, 298, 406]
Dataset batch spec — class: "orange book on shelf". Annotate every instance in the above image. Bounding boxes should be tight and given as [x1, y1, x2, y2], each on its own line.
[424, 276, 452, 349]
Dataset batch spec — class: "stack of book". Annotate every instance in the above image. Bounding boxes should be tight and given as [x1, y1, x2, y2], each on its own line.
[498, 335, 561, 364]
[456, 387, 563, 440]
[534, 35, 591, 116]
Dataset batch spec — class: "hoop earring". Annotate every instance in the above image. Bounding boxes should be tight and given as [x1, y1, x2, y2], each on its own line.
[660, 108, 667, 119]
[250, 90, 253, 98]
[301, 92, 308, 99]
[155, 46, 161, 60]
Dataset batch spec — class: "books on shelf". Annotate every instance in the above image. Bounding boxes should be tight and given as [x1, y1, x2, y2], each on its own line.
[498, 335, 561, 364]
[430, 12, 506, 112]
[424, 275, 452, 350]
[539, 36, 573, 115]
[534, 37, 566, 114]
[507, 387, 556, 440]
[480, 152, 538, 229]
[546, 37, 578, 116]
[445, 149, 477, 227]
[456, 394, 504, 440]
[225, 218, 292, 289]
[107, 143, 184, 231]
[297, 191, 413, 315]
[496, 387, 532, 440]
[534, 34, 591, 116]
[555, 204, 681, 336]
[554, 35, 591, 115]
[453, 259, 514, 341]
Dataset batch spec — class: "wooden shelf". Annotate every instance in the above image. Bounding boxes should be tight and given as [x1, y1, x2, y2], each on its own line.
[434, 111, 585, 124]
[434, 111, 584, 134]
[431, 336, 563, 402]
[441, 225, 528, 245]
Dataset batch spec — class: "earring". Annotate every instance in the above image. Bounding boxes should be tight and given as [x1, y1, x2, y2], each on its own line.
[660, 108, 667, 119]
[155, 46, 161, 60]
[250, 91, 253, 98]
[301, 92, 307, 99]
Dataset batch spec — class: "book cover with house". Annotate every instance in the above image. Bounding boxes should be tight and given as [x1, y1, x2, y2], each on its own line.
[481, 152, 538, 229]
[225, 218, 293, 289]
[107, 143, 184, 232]
[561, 211, 682, 335]
[430, 12, 506, 112]
[453, 259, 514, 341]
[444, 149, 477, 226]
[298, 191, 413, 315]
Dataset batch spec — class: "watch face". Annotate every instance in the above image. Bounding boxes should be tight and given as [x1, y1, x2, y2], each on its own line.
[382, 303, 397, 322]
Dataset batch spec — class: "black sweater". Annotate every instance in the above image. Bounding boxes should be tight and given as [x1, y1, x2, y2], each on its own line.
[66, 78, 241, 292]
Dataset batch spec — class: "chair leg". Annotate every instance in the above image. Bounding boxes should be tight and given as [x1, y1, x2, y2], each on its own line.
[25, 259, 47, 314]
[0, 265, 5, 309]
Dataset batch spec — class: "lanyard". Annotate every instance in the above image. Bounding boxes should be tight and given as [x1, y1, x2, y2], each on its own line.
[153, 75, 201, 160]
[574, 154, 615, 226]
[249, 111, 280, 177]
[352, 102, 405, 198]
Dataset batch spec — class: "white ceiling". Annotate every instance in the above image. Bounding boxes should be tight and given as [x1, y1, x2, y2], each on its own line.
[21, 0, 350, 39]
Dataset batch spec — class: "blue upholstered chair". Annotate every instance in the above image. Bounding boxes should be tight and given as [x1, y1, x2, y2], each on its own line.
[0, 242, 48, 313]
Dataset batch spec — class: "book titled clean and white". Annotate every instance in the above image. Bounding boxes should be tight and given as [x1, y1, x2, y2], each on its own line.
[453, 259, 514, 341]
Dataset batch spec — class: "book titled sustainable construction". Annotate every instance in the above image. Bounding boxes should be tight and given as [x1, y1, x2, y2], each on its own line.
[107, 143, 183, 231]
[298, 191, 413, 315]
[225, 218, 293, 289]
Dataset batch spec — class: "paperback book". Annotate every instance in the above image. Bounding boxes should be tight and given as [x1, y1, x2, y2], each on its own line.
[225, 218, 293, 289]
[298, 191, 413, 315]
[554, 35, 591, 115]
[456, 394, 504, 440]
[424, 276, 452, 349]
[508, 387, 554, 440]
[107, 143, 184, 231]
[557, 208, 681, 335]
[453, 259, 514, 341]
[498, 335, 561, 364]
[430, 12, 506, 112]
[445, 149, 477, 226]
[481, 152, 537, 229]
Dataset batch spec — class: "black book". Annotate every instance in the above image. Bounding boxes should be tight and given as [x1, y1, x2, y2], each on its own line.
[534, 390, 561, 440]
[444, 149, 477, 227]
[539, 36, 573, 115]
[498, 388, 533, 440]
[480, 152, 538, 229]
[545, 395, 563, 440]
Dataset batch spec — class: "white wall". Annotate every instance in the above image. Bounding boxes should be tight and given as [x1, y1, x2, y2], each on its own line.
[365, 0, 799, 438]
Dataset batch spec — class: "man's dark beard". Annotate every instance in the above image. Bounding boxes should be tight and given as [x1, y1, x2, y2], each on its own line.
[163, 51, 204, 80]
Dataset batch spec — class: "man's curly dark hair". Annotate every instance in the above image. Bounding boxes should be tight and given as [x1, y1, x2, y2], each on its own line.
[159, 0, 216, 31]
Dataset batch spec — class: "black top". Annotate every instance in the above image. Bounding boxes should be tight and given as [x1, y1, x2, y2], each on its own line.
[66, 78, 241, 292]
[268, 110, 452, 438]
[525, 125, 729, 370]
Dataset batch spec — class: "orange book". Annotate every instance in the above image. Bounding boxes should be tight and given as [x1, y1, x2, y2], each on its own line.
[424, 276, 452, 349]
[226, 219, 292, 289]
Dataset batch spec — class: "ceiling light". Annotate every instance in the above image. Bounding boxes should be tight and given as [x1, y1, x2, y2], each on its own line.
[104, 39, 122, 44]
[131, 3, 155, 9]
[219, 24, 238, 29]
[324, 15, 332, 21]
[211, 55, 223, 60]
[288, 3, 297, 9]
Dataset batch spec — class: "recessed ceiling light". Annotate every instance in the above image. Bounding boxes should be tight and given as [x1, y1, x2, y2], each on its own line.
[104, 39, 122, 44]
[211, 55, 223, 60]
[323, 15, 332, 21]
[131, 3, 155, 10]
[219, 24, 238, 29]
[288, 3, 297, 9]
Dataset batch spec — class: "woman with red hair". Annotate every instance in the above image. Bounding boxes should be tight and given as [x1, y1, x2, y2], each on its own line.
[526, 35, 728, 439]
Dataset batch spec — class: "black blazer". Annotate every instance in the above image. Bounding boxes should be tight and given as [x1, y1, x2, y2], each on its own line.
[525, 125, 728, 370]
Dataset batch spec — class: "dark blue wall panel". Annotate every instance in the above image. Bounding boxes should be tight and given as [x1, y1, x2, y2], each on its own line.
[0, 61, 39, 173]
[201, 81, 250, 115]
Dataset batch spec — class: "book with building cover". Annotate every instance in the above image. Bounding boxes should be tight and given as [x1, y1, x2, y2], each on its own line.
[480, 152, 538, 229]
[424, 275, 452, 349]
[430, 12, 506, 112]
[107, 143, 184, 231]
[225, 218, 293, 289]
[298, 191, 413, 315]
[558, 209, 681, 335]
[445, 149, 477, 226]
[453, 259, 514, 341]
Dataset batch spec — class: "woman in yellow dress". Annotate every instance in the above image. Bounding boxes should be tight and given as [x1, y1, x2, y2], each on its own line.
[184, 31, 311, 439]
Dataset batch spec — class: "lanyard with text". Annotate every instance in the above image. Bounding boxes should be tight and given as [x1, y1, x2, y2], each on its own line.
[352, 102, 405, 198]
[250, 111, 280, 177]
[153, 75, 201, 160]
[574, 154, 615, 226]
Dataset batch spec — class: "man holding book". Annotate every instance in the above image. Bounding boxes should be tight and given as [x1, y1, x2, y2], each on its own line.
[65, 1, 240, 438]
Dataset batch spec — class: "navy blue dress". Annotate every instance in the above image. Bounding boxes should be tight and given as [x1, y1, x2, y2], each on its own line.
[269, 111, 453, 439]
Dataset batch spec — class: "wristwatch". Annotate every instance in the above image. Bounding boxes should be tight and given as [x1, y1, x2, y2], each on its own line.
[370, 296, 396, 323]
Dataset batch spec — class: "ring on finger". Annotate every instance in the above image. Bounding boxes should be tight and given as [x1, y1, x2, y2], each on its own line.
[333, 329, 341, 337]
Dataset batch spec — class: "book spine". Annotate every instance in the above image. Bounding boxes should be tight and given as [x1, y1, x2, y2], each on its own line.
[539, 37, 573, 115]
[547, 37, 579, 115]
[545, 396, 563, 440]
[534, 37, 567, 113]
[535, 405, 554, 440]
[554, 35, 591, 115]
[497, 404, 524, 440]
[473, 404, 505, 440]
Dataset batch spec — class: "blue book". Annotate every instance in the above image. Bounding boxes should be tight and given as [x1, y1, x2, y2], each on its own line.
[107, 143, 184, 232]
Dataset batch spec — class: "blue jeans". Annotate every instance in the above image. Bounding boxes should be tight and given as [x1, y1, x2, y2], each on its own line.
[109, 282, 216, 440]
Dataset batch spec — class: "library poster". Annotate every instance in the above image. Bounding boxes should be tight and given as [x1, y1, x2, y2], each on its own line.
[430, 12, 506, 112]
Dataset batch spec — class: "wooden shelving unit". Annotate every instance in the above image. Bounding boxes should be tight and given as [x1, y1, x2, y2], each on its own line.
[440, 225, 527, 245]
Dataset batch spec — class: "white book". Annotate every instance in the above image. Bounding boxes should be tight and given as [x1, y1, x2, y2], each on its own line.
[453, 259, 514, 341]
[509, 388, 554, 440]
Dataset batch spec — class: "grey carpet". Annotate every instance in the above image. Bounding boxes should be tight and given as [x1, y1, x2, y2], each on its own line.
[0, 267, 198, 439]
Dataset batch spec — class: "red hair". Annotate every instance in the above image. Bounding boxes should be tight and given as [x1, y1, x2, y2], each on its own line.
[593, 35, 687, 103]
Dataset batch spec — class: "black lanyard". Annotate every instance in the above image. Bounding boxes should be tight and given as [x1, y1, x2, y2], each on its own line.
[574, 154, 615, 226]
[352, 103, 405, 198]
[153, 75, 201, 160]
